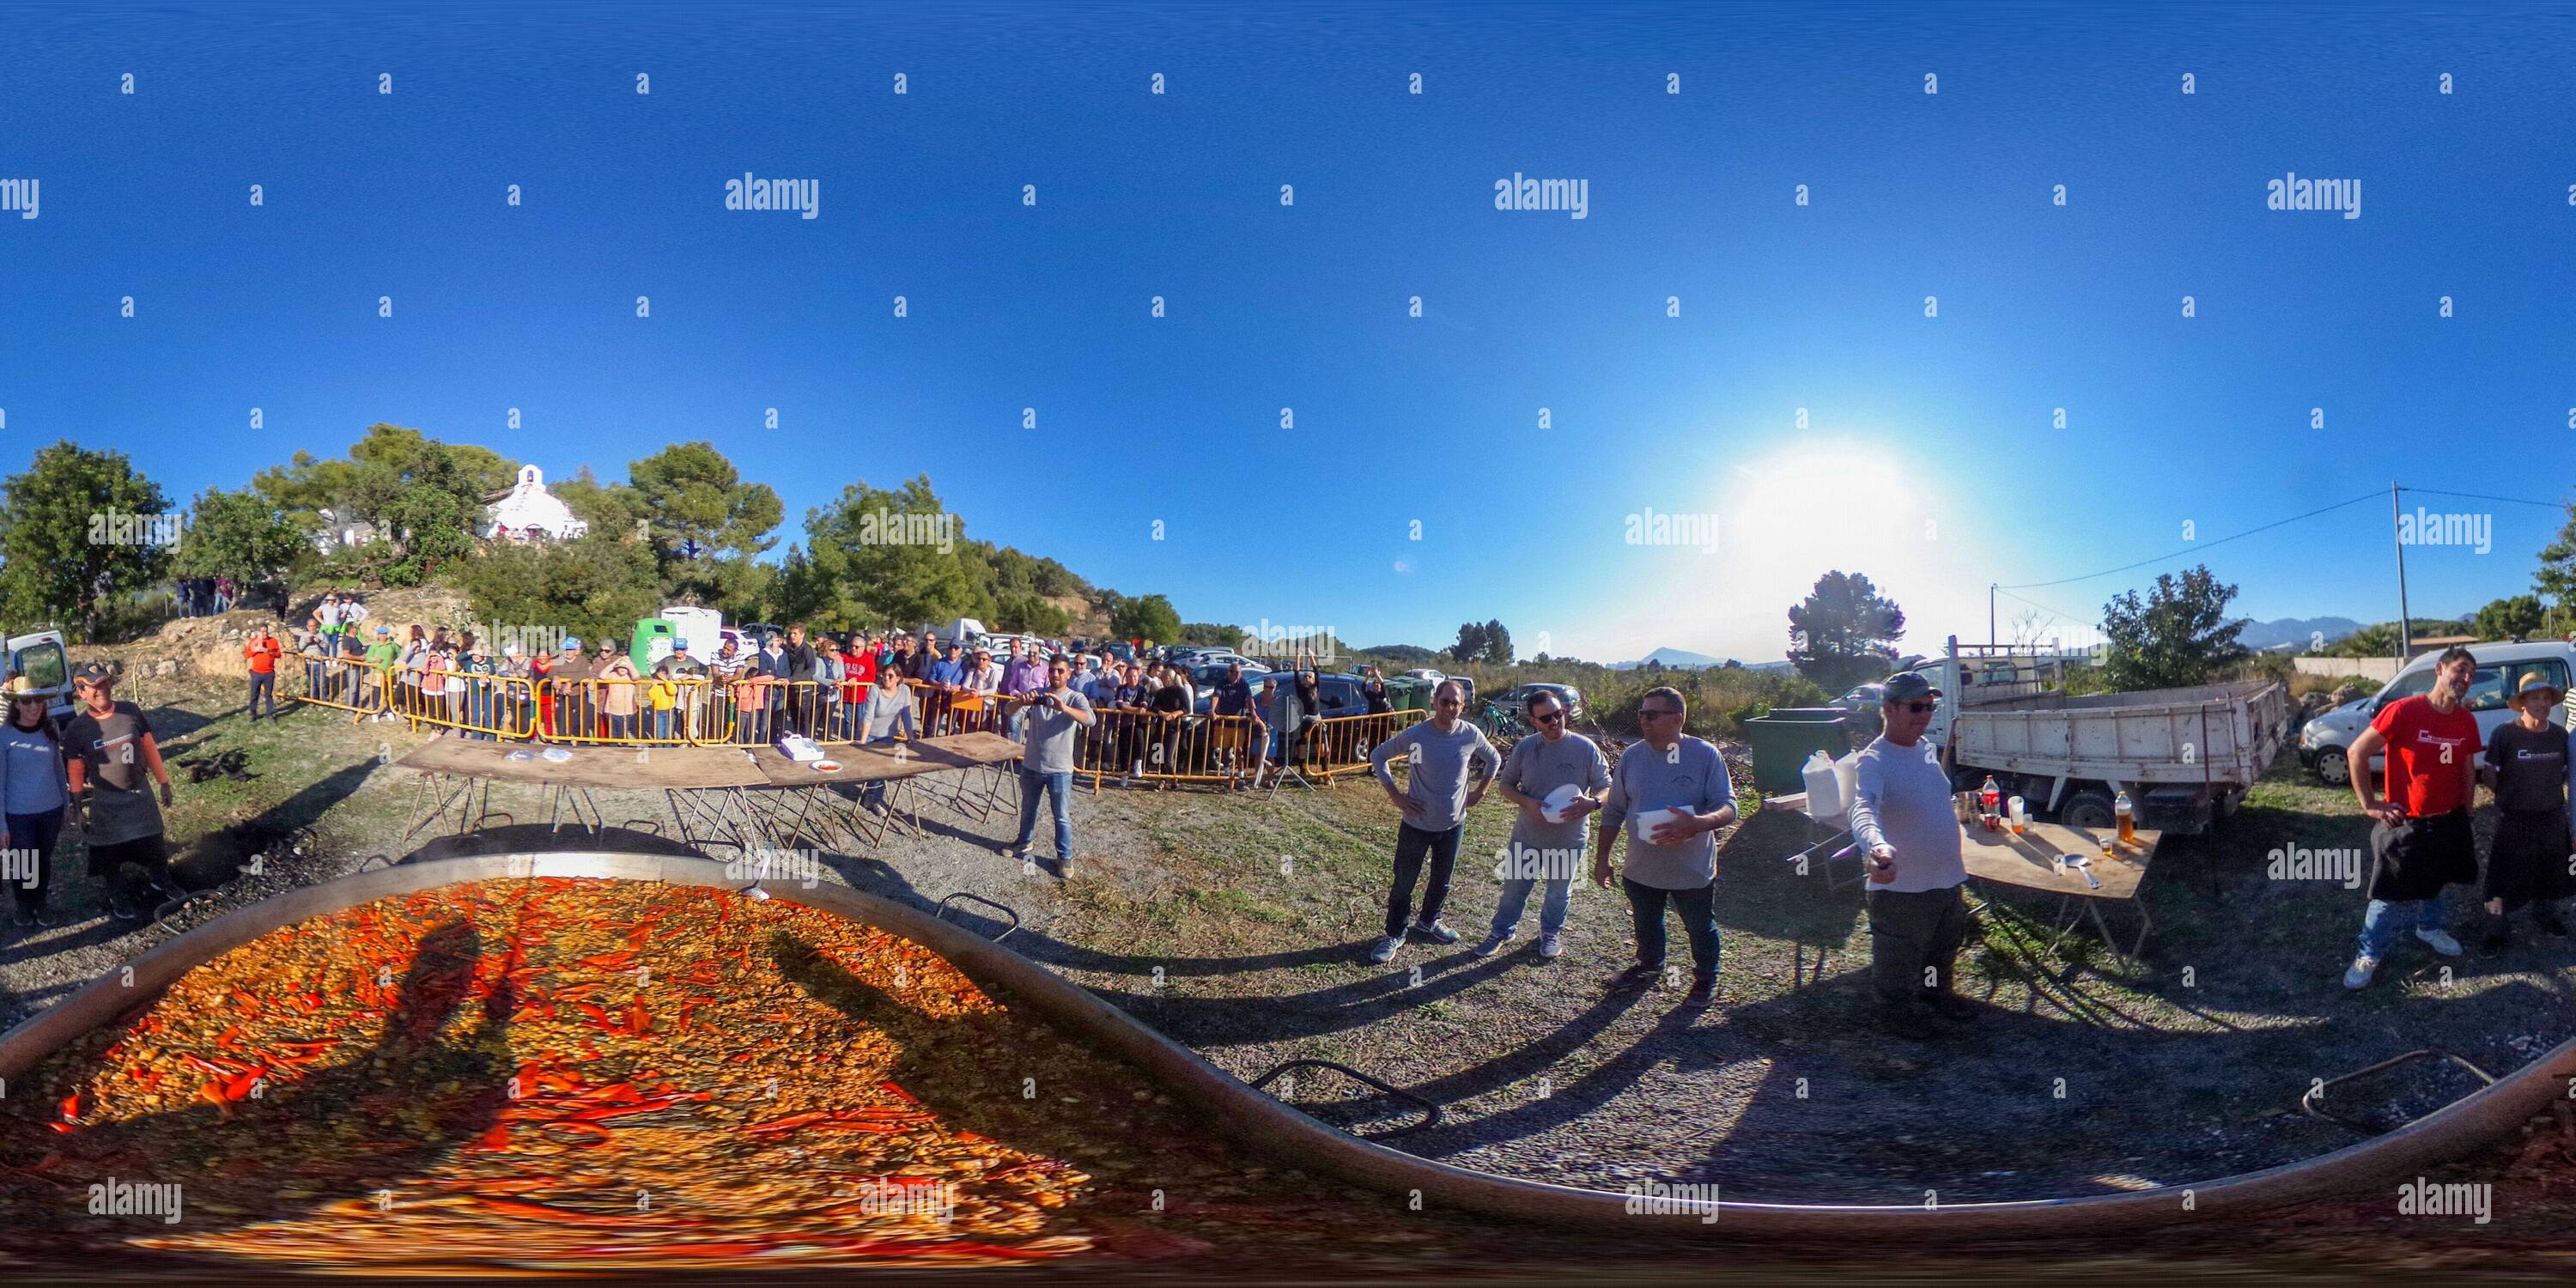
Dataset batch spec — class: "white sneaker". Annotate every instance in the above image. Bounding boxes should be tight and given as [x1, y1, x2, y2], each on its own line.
[999, 845, 1022, 860]
[1538, 933, 1565, 959]
[2415, 927, 2463, 957]
[1368, 935, 1401, 964]
[1468, 932, 1509, 957]
[2343, 955, 2379, 989]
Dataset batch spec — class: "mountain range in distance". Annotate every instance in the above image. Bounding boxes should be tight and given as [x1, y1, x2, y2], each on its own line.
[2233, 616, 2366, 651]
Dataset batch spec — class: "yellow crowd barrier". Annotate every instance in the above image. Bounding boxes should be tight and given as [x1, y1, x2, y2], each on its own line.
[283, 651, 386, 716]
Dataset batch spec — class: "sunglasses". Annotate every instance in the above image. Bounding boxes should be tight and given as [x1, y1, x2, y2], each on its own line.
[1533, 710, 1565, 725]
[1640, 708, 1681, 719]
[1897, 701, 1937, 714]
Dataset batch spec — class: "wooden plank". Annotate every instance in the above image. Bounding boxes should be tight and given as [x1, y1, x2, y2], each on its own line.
[393, 738, 768, 788]
[748, 732, 1024, 787]
[1956, 817, 2157, 901]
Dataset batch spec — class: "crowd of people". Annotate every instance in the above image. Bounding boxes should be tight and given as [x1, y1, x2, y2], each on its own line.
[171, 575, 240, 618]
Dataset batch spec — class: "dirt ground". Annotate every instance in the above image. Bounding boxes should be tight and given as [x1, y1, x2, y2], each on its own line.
[4, 675, 2574, 1274]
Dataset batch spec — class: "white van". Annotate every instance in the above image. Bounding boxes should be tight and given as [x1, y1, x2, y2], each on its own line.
[2298, 640, 2576, 785]
[6, 629, 76, 721]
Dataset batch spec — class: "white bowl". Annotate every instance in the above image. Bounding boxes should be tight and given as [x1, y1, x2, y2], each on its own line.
[1540, 784, 1581, 823]
[1631, 807, 1686, 843]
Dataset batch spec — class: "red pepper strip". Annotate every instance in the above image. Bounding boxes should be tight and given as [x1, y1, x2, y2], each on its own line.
[463, 1125, 513, 1152]
[628, 997, 648, 1034]
[58, 1092, 80, 1121]
[746, 1109, 832, 1133]
[578, 952, 635, 970]
[472, 1195, 645, 1225]
[216, 1068, 267, 1102]
[562, 1097, 687, 1122]
[214, 1025, 243, 1048]
[878, 1081, 921, 1104]
[576, 1002, 612, 1028]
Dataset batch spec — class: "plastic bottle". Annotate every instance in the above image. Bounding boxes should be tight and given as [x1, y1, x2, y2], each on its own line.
[1801, 750, 1843, 817]
[1979, 775, 2002, 830]
[2115, 789, 2136, 845]
[2007, 794, 2027, 835]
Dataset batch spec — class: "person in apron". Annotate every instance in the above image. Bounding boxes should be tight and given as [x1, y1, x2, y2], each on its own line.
[2341, 647, 2480, 989]
[2476, 671, 2573, 950]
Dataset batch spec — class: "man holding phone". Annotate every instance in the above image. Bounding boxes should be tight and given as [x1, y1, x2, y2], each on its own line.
[1850, 671, 1974, 1038]
[1004, 656, 1095, 874]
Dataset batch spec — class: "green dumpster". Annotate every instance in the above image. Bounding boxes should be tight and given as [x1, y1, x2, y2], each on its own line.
[1741, 708, 1850, 796]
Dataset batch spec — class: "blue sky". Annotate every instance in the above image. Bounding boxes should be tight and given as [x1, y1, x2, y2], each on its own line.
[3, 2, 2572, 662]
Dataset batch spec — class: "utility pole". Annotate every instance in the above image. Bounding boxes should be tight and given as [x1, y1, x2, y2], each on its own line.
[1989, 583, 1997, 648]
[2391, 482, 2412, 664]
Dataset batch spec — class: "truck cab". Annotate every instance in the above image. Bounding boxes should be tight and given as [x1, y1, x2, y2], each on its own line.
[7, 629, 76, 721]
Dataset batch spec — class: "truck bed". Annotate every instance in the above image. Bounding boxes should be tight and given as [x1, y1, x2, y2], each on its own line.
[1952, 679, 2287, 787]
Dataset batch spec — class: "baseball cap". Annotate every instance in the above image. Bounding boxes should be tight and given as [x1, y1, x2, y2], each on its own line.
[562, 636, 581, 650]
[1882, 671, 1943, 702]
[673, 638, 690, 650]
[72, 662, 116, 687]
[374, 625, 391, 635]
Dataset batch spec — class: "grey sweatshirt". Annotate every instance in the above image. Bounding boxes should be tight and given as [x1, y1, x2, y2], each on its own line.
[1600, 736, 1737, 890]
[1848, 735, 1967, 892]
[1370, 719, 1502, 833]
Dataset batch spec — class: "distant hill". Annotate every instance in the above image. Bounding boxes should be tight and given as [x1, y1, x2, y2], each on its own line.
[2234, 617, 2365, 652]
[1613, 647, 1727, 671]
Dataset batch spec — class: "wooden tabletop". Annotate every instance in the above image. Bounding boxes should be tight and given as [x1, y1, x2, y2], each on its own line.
[1954, 817, 2158, 901]
[395, 739, 768, 789]
[746, 732, 1024, 787]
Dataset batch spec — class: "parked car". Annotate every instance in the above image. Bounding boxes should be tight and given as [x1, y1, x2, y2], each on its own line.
[1827, 682, 1888, 738]
[1187, 661, 1276, 714]
[2300, 640, 2575, 785]
[1493, 682, 1587, 723]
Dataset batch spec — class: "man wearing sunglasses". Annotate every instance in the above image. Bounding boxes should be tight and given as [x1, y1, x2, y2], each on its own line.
[1849, 671, 1976, 1039]
[1592, 686, 1738, 1008]
[1475, 689, 1609, 960]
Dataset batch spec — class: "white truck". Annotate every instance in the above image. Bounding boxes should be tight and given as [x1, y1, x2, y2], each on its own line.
[1914, 636, 2289, 835]
[6, 628, 77, 720]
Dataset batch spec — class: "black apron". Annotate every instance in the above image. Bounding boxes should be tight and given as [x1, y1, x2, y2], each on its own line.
[2366, 809, 2476, 902]
[2482, 808, 2576, 904]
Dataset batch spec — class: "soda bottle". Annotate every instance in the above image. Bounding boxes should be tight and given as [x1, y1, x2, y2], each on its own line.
[1979, 776, 2002, 829]
[2115, 789, 2136, 845]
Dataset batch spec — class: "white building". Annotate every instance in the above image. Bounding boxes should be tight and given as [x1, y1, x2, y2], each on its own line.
[483, 465, 590, 544]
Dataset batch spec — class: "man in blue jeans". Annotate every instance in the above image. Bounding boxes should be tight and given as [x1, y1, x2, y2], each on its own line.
[1003, 656, 1094, 876]
[1592, 686, 1739, 1010]
[2341, 646, 2478, 988]
[1475, 688, 1609, 961]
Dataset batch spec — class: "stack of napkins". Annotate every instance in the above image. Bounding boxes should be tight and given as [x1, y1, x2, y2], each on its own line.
[778, 734, 826, 762]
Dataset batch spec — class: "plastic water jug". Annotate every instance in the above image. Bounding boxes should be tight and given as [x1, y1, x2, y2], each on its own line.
[1801, 750, 1844, 817]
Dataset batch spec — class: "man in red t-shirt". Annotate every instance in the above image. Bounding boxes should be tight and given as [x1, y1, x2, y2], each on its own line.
[242, 622, 283, 722]
[2340, 647, 2482, 988]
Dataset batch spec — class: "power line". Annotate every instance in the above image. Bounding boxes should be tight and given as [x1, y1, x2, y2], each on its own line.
[2398, 487, 2570, 511]
[1997, 488, 2385, 591]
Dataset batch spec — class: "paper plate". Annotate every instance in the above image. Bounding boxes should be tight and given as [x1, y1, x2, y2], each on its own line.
[1540, 783, 1581, 823]
[813, 760, 841, 773]
[540, 747, 574, 763]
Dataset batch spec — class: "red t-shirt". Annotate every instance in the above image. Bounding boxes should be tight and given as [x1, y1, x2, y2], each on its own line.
[2370, 695, 2482, 817]
[243, 635, 281, 674]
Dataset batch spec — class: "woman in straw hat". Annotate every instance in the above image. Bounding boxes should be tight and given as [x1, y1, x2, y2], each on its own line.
[2476, 671, 2574, 950]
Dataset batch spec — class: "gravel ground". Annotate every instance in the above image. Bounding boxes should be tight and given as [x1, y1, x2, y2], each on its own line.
[8, 683, 2574, 1223]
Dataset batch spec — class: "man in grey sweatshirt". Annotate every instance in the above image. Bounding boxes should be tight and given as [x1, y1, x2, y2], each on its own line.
[1849, 671, 1977, 1038]
[1366, 679, 1503, 964]
[1592, 686, 1738, 1008]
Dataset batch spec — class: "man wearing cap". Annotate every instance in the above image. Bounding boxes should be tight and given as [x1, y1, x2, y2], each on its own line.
[361, 626, 401, 721]
[63, 665, 178, 920]
[550, 638, 593, 740]
[2342, 645, 2478, 989]
[241, 620, 284, 722]
[925, 641, 966, 735]
[664, 640, 706, 741]
[1849, 671, 1977, 1037]
[1003, 655, 1096, 874]
[2475, 671, 2574, 949]
[1592, 686, 1737, 1009]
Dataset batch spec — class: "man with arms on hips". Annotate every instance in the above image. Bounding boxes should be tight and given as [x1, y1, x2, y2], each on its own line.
[1850, 671, 1978, 1039]
[1364, 679, 1502, 965]
[2342, 645, 2479, 988]
[1592, 686, 1737, 1010]
[1475, 686, 1608, 961]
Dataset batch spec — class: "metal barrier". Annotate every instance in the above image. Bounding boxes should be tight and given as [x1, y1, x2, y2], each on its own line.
[536, 676, 718, 745]
[283, 651, 387, 716]
[410, 672, 542, 741]
[1072, 705, 1425, 790]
